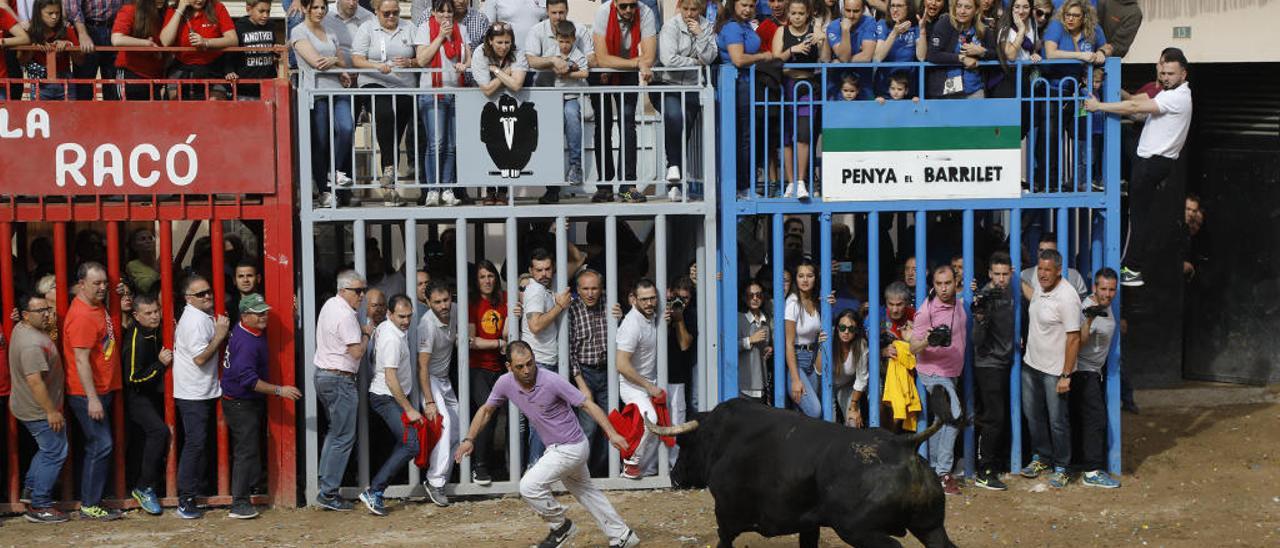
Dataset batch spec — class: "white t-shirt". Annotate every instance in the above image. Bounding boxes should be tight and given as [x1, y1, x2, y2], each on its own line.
[173, 304, 221, 400]
[417, 304, 457, 378]
[1004, 25, 1038, 62]
[370, 319, 414, 397]
[521, 279, 559, 365]
[1075, 296, 1116, 374]
[784, 294, 821, 345]
[1137, 81, 1192, 160]
[314, 295, 362, 373]
[617, 307, 658, 390]
[482, 0, 546, 54]
[1026, 278, 1083, 376]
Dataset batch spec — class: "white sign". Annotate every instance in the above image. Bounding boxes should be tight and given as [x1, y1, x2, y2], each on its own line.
[822, 149, 1022, 201]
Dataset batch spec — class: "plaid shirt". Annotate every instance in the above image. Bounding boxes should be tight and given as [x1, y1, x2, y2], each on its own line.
[457, 8, 490, 87]
[65, 0, 124, 24]
[567, 298, 608, 377]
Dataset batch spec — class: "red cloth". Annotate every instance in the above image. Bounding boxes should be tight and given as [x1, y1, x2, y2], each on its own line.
[756, 18, 782, 48]
[604, 2, 641, 59]
[426, 15, 464, 87]
[0, 10, 19, 76]
[402, 411, 444, 469]
[607, 392, 674, 460]
[163, 2, 234, 66]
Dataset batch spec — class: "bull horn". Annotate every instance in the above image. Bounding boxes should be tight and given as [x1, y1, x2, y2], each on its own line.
[644, 418, 699, 436]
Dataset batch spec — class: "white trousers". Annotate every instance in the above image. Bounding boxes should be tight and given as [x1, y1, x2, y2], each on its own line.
[519, 438, 630, 543]
[426, 375, 459, 488]
[619, 382, 658, 476]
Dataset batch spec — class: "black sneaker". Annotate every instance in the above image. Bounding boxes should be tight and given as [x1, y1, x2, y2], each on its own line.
[228, 501, 260, 519]
[1120, 267, 1144, 287]
[25, 507, 69, 524]
[472, 468, 492, 487]
[975, 471, 1008, 491]
[424, 484, 450, 507]
[80, 505, 123, 521]
[536, 519, 578, 548]
[591, 189, 614, 203]
[609, 528, 640, 548]
[315, 493, 353, 512]
[538, 190, 561, 204]
[456, 191, 475, 205]
[618, 190, 647, 203]
[176, 501, 205, 520]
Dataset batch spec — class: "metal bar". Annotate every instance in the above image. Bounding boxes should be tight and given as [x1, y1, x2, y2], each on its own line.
[866, 212, 882, 427]
[655, 214, 669, 475]
[158, 221, 179, 500]
[1102, 57, 1124, 477]
[300, 217, 320, 506]
[960, 209, 976, 479]
[555, 217, 568, 378]
[352, 221, 370, 488]
[209, 220, 231, 497]
[404, 219, 421, 487]
[0, 222, 17, 505]
[53, 222, 73, 502]
[605, 215, 620, 478]
[771, 214, 785, 408]
[505, 216, 521, 484]
[818, 213, 833, 422]
[105, 221, 127, 500]
[1009, 208, 1024, 473]
[913, 210, 927, 456]
[455, 218, 471, 486]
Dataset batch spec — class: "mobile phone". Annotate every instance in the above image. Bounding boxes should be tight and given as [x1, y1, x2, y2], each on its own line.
[836, 261, 853, 273]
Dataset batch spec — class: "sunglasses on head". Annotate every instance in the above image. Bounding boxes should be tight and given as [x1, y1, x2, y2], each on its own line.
[188, 289, 212, 298]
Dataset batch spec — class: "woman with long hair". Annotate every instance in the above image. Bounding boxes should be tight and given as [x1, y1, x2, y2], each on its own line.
[414, 0, 471, 207]
[738, 279, 773, 402]
[466, 259, 506, 485]
[991, 0, 1040, 98]
[470, 22, 527, 204]
[159, 0, 238, 99]
[112, 0, 170, 100]
[924, 0, 995, 99]
[784, 259, 825, 418]
[914, 0, 946, 60]
[771, 0, 828, 200]
[291, 0, 354, 209]
[19, 0, 81, 100]
[352, 0, 419, 205]
[832, 308, 869, 427]
[716, 0, 775, 195]
[871, 0, 920, 98]
[1040, 0, 1108, 189]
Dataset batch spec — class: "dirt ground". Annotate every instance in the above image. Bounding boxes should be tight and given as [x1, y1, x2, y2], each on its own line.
[2, 398, 1278, 547]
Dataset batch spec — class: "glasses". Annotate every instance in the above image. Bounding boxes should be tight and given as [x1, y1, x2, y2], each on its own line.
[1063, 11, 1082, 18]
[1034, 9, 1049, 17]
[636, 295, 658, 302]
[343, 286, 368, 295]
[616, 2, 638, 10]
[380, 9, 400, 16]
[187, 289, 212, 298]
[837, 324, 858, 333]
[747, 291, 763, 299]
[25, 307, 52, 314]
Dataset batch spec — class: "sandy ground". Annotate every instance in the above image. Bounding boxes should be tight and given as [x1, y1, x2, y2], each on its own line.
[2, 397, 1278, 547]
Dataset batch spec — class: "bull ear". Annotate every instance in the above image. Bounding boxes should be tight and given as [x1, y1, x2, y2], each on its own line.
[645, 418, 700, 436]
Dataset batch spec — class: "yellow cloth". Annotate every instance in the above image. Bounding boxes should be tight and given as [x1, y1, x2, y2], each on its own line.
[882, 340, 921, 430]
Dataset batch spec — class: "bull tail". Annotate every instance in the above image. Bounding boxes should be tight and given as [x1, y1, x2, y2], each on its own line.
[904, 384, 969, 449]
[905, 416, 945, 448]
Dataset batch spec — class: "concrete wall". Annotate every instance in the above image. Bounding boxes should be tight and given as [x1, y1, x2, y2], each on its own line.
[1126, 0, 1280, 64]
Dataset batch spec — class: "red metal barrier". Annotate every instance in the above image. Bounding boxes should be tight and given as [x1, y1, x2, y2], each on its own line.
[0, 61, 297, 510]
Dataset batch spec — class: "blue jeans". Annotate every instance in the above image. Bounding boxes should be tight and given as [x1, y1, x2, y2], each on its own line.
[791, 348, 822, 418]
[312, 96, 355, 194]
[37, 74, 71, 100]
[525, 362, 559, 467]
[71, 23, 118, 100]
[176, 398, 215, 504]
[1021, 365, 1072, 468]
[417, 95, 457, 187]
[68, 393, 114, 507]
[316, 370, 358, 498]
[21, 419, 69, 508]
[575, 364, 610, 477]
[920, 373, 961, 476]
[369, 393, 419, 492]
[650, 90, 701, 171]
[563, 97, 583, 177]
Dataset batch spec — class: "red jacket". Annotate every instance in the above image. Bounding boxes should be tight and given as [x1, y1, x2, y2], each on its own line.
[402, 411, 445, 468]
[607, 392, 675, 460]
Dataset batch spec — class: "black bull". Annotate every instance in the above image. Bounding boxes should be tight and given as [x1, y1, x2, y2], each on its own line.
[646, 389, 962, 547]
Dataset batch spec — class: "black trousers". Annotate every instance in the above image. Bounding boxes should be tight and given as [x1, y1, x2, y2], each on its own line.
[176, 398, 215, 504]
[127, 389, 171, 491]
[1070, 370, 1107, 472]
[365, 85, 416, 170]
[590, 72, 639, 190]
[224, 398, 264, 504]
[468, 368, 502, 474]
[974, 367, 1010, 473]
[1125, 155, 1177, 272]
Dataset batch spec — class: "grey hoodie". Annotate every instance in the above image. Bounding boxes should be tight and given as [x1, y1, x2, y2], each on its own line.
[658, 14, 718, 85]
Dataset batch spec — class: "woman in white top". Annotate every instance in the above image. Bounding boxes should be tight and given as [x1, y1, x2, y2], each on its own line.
[414, 0, 471, 207]
[469, 22, 527, 202]
[832, 308, 869, 427]
[290, 0, 355, 208]
[784, 259, 825, 418]
[737, 280, 773, 402]
[352, 0, 419, 194]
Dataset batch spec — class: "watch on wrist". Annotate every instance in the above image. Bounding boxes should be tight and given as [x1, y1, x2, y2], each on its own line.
[1059, 374, 1070, 380]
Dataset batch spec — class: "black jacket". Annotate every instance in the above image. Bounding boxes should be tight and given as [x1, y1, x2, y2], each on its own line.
[972, 284, 1015, 368]
[924, 15, 998, 98]
[123, 325, 166, 395]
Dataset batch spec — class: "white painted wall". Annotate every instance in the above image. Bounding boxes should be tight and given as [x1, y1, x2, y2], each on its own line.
[1126, 0, 1280, 64]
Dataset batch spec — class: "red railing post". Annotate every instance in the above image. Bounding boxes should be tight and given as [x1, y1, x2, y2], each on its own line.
[105, 221, 127, 502]
[265, 77, 298, 507]
[210, 220, 230, 498]
[1, 222, 19, 507]
[158, 221, 178, 503]
[52, 222, 74, 503]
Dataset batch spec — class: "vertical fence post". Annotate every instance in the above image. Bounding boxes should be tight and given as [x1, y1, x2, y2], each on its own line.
[961, 209, 976, 479]
[209, 220, 231, 498]
[605, 215, 620, 478]
[505, 216, 522, 484]
[913, 210, 928, 457]
[105, 221, 127, 501]
[1102, 57, 1124, 477]
[818, 213, 833, 422]
[770, 215, 785, 409]
[655, 214, 669, 475]
[351, 221, 369, 491]
[1009, 209, 1024, 473]
[158, 221, 179, 501]
[53, 222, 74, 502]
[0, 222, 17, 506]
[866, 212, 882, 427]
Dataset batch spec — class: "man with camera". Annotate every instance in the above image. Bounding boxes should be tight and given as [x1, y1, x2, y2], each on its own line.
[972, 252, 1015, 491]
[1072, 268, 1121, 489]
[909, 264, 968, 496]
[1021, 248, 1082, 490]
[666, 276, 697, 455]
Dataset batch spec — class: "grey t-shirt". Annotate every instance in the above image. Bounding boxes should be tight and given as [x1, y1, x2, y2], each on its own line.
[520, 279, 559, 365]
[7, 323, 64, 422]
[290, 23, 345, 89]
[1075, 296, 1115, 373]
[471, 45, 529, 88]
[352, 19, 419, 87]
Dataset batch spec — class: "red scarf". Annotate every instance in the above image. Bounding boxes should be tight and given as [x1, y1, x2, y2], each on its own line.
[427, 16, 464, 87]
[604, 2, 641, 59]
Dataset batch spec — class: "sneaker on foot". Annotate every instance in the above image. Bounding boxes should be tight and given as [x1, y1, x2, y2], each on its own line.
[783, 182, 797, 198]
[974, 471, 1007, 491]
[379, 166, 396, 188]
[228, 501, 260, 519]
[610, 528, 640, 548]
[1120, 266, 1144, 287]
[331, 171, 353, 188]
[441, 190, 460, 206]
[939, 473, 961, 496]
[133, 487, 163, 515]
[567, 166, 584, 185]
[618, 190, 647, 203]
[424, 484, 450, 507]
[81, 505, 123, 521]
[315, 493, 353, 512]
[358, 488, 389, 516]
[25, 507, 69, 524]
[318, 191, 337, 209]
[1047, 467, 1070, 489]
[795, 181, 810, 200]
[539, 189, 561, 204]
[1021, 456, 1050, 478]
[423, 190, 441, 206]
[668, 186, 682, 201]
[536, 518, 578, 548]
[1082, 470, 1120, 489]
[176, 500, 205, 519]
[666, 165, 681, 182]
[591, 189, 614, 203]
[621, 459, 643, 480]
[472, 468, 492, 487]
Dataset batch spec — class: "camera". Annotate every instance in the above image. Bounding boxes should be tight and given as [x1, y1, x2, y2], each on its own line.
[667, 296, 687, 310]
[926, 324, 952, 348]
[971, 285, 1006, 310]
[1083, 304, 1109, 319]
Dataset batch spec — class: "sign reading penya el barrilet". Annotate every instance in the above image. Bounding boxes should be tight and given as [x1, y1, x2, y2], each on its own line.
[0, 101, 276, 195]
[821, 99, 1022, 201]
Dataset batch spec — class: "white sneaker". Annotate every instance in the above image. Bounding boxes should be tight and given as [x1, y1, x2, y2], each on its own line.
[668, 186, 682, 201]
[379, 166, 396, 188]
[440, 190, 460, 206]
[784, 182, 797, 198]
[666, 165, 681, 182]
[795, 180, 810, 200]
[318, 191, 337, 208]
[384, 193, 404, 207]
[423, 190, 440, 206]
[331, 171, 353, 187]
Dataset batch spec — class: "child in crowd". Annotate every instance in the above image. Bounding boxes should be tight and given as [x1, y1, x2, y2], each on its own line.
[876, 72, 919, 103]
[1077, 66, 1105, 190]
[226, 0, 278, 99]
[544, 20, 590, 204]
[19, 0, 81, 100]
[836, 73, 862, 101]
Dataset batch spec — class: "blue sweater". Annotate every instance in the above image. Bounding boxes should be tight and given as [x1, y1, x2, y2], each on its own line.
[221, 323, 268, 400]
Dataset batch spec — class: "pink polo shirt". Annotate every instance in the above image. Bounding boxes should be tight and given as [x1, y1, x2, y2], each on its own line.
[314, 296, 362, 373]
[911, 296, 968, 378]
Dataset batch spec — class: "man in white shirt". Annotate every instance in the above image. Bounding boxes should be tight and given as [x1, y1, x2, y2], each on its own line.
[525, 0, 595, 87]
[1019, 249, 1081, 490]
[173, 275, 230, 519]
[520, 247, 572, 465]
[616, 279, 662, 479]
[1018, 234, 1088, 300]
[1085, 47, 1192, 287]
[314, 270, 373, 511]
[417, 281, 459, 507]
[482, 0, 546, 55]
[359, 294, 419, 516]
